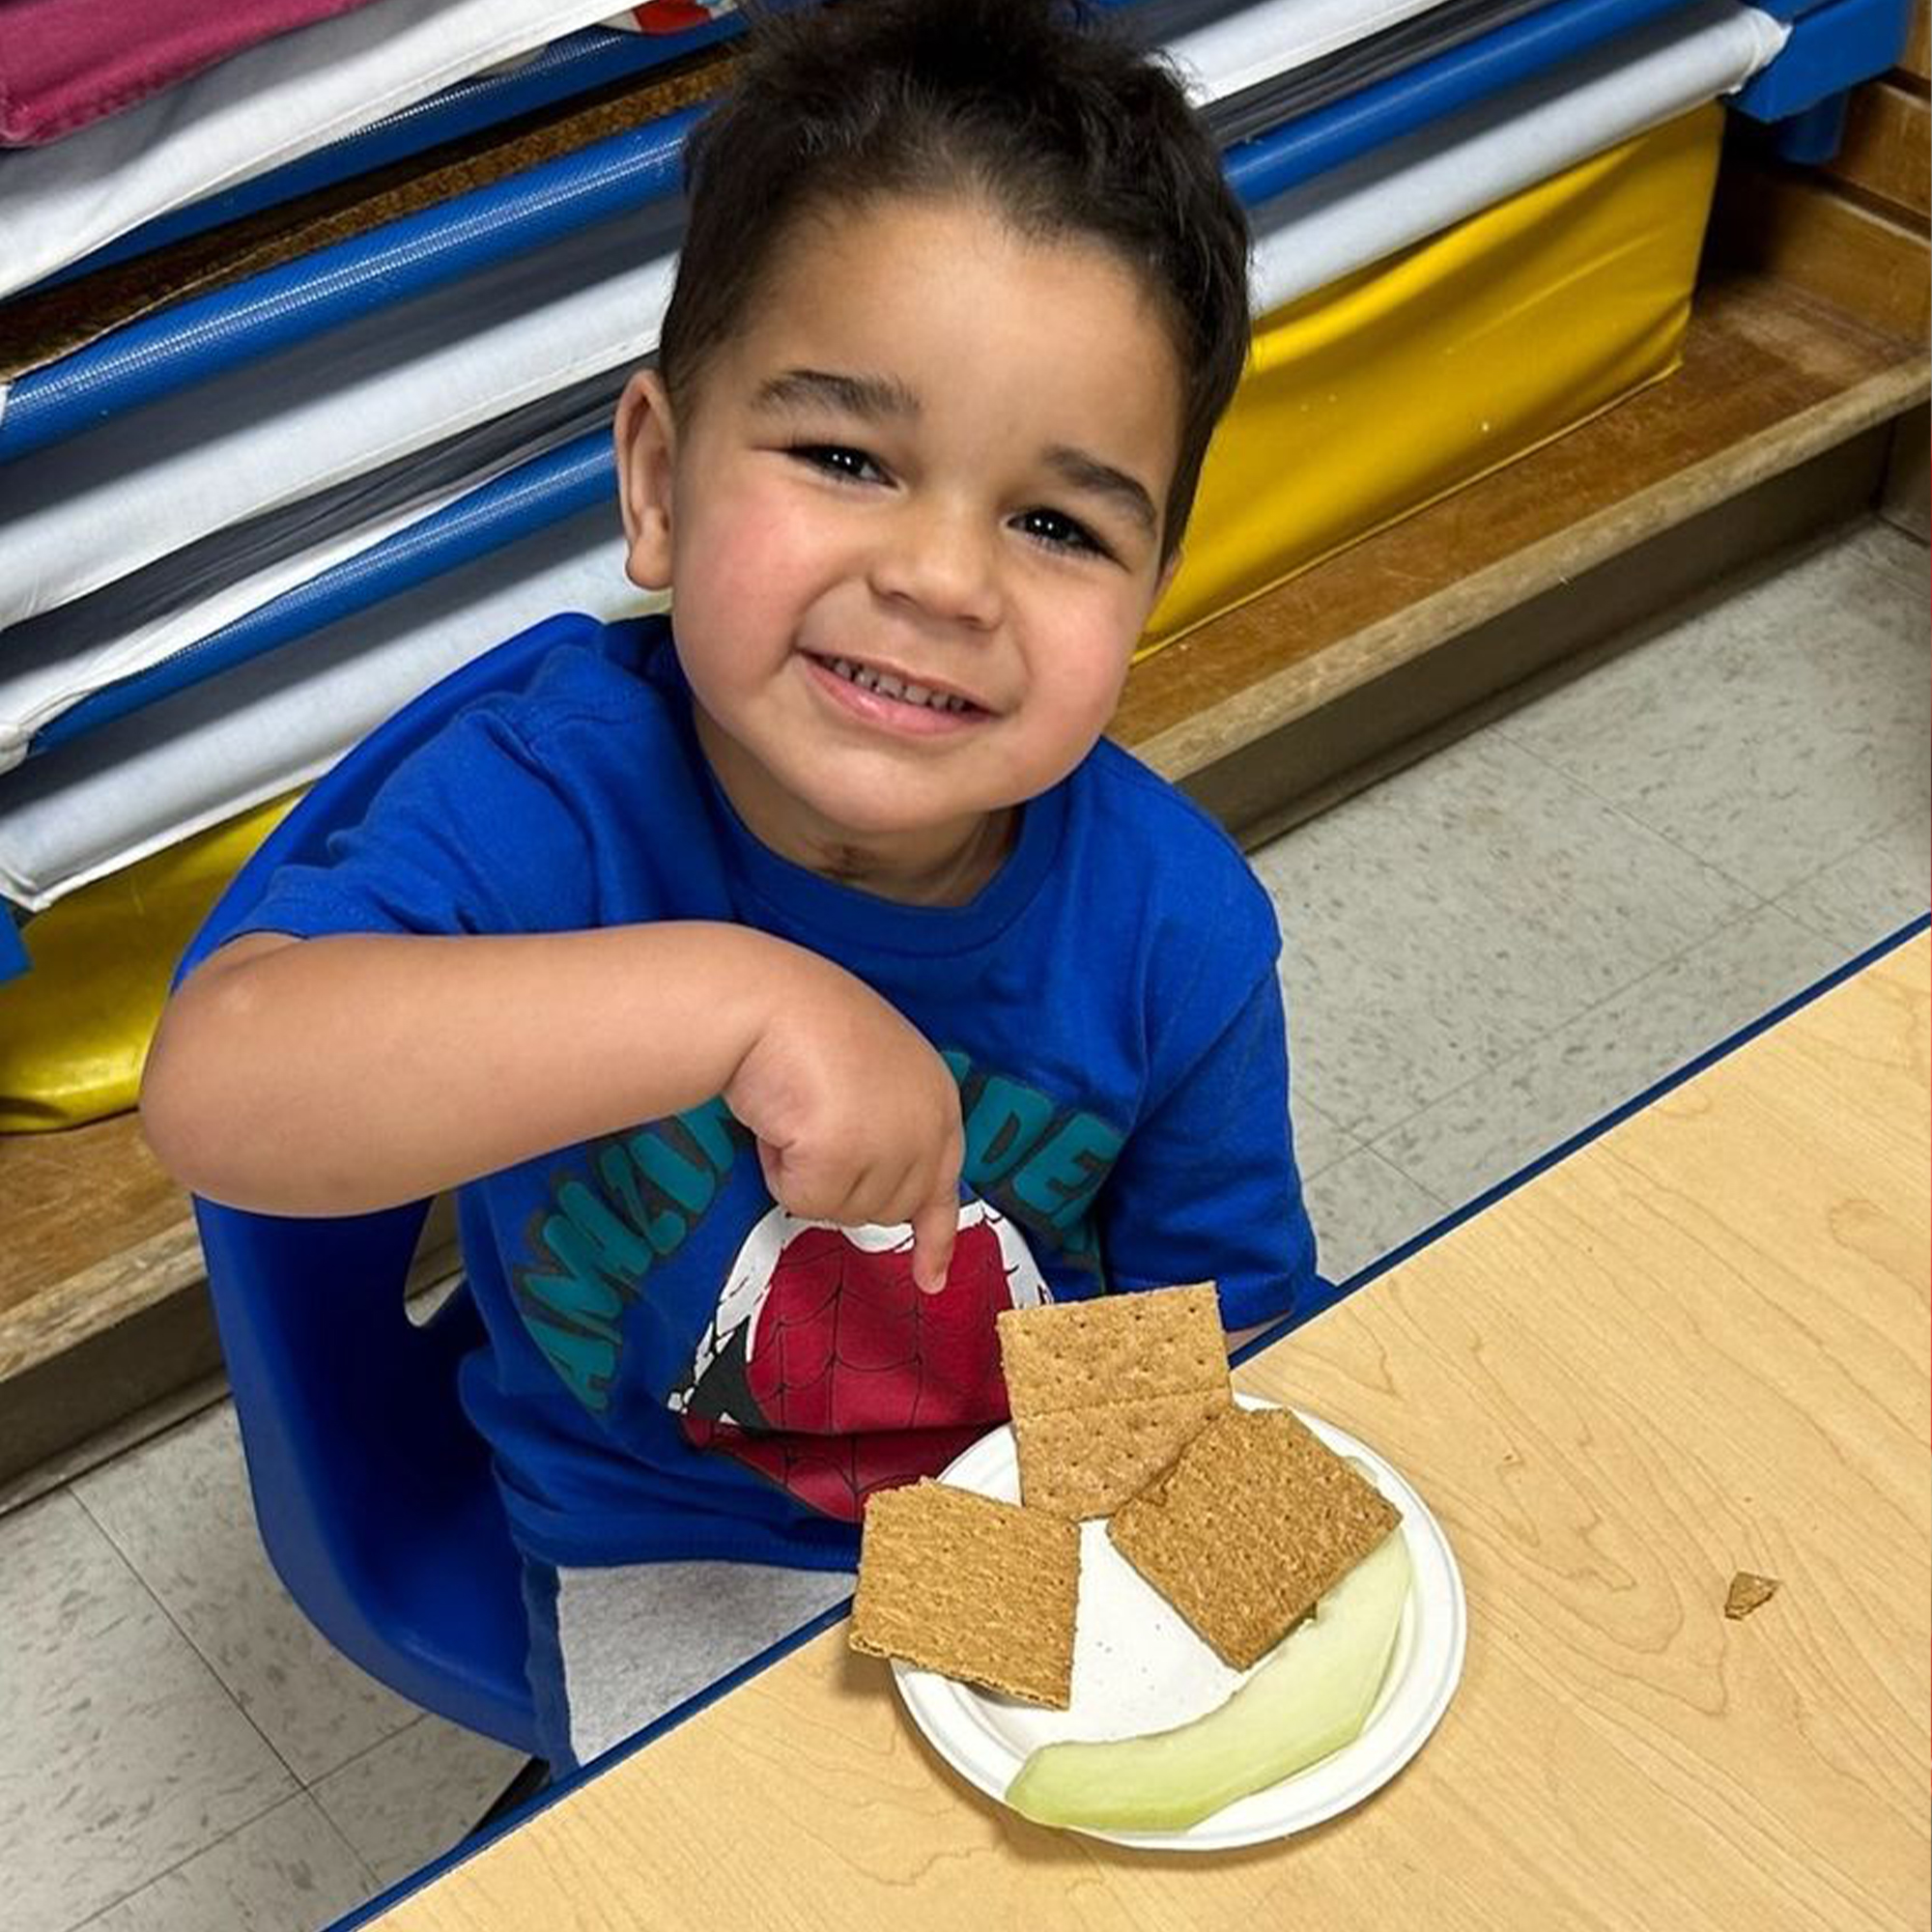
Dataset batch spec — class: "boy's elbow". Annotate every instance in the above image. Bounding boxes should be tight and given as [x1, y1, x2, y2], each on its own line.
[141, 932, 300, 1195]
[140, 955, 272, 1195]
[139, 1006, 223, 1196]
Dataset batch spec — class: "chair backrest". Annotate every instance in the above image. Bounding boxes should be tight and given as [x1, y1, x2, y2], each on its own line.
[179, 610, 618, 1749]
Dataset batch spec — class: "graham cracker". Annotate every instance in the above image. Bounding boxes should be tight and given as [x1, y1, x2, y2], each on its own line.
[1108, 1407, 1402, 1669]
[849, 1480, 1079, 1707]
[1011, 1388, 1233, 1521]
[996, 1283, 1232, 1519]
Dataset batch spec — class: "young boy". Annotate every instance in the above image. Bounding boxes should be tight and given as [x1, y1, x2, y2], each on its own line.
[141, 0, 1319, 1774]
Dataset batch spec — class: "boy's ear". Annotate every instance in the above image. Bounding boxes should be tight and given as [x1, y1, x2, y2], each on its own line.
[614, 367, 678, 590]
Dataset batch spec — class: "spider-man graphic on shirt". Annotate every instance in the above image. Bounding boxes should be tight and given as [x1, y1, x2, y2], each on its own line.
[668, 1198, 1049, 1520]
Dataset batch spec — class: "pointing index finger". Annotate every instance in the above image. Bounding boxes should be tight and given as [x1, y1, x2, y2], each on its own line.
[911, 1193, 958, 1295]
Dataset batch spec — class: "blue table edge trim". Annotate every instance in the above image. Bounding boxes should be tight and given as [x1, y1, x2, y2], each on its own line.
[321, 905, 1930, 1932]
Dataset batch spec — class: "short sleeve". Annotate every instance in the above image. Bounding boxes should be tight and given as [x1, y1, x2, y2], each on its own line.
[1097, 902, 1320, 1330]
[234, 698, 600, 946]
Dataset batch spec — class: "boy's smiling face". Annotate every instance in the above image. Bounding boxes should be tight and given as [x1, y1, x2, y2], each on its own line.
[616, 191, 1186, 900]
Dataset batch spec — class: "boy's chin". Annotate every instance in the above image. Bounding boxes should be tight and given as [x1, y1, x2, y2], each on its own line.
[805, 788, 989, 842]
[794, 774, 1014, 850]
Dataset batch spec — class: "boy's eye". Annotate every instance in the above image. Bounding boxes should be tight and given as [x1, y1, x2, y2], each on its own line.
[1014, 507, 1108, 558]
[790, 443, 886, 484]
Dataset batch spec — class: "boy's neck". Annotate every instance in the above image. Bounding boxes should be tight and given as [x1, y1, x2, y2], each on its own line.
[798, 807, 1018, 906]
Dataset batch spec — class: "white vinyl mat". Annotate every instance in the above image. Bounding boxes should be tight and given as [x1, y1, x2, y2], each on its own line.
[0, 0, 654, 304]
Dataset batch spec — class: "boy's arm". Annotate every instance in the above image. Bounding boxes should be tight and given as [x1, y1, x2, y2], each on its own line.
[141, 922, 964, 1286]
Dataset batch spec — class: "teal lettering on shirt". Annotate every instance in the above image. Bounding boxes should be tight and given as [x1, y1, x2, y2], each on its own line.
[630, 1127, 717, 1218]
[677, 1097, 743, 1173]
[1010, 1112, 1124, 1230]
[524, 1318, 620, 1412]
[597, 1142, 687, 1257]
[960, 1074, 1058, 1187]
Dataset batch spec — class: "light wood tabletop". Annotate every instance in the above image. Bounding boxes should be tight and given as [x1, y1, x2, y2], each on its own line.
[364, 931, 1929, 1932]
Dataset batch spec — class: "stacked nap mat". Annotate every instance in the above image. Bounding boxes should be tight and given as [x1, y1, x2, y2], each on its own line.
[0, 0, 389, 149]
[0, 0, 1797, 1124]
[0, 0, 731, 1122]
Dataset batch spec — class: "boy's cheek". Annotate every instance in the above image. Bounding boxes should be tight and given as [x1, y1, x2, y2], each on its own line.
[677, 483, 824, 603]
[674, 562, 800, 665]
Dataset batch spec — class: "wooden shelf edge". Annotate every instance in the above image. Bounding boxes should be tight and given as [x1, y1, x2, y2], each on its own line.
[0, 1178, 461, 1496]
[0, 1215, 203, 1380]
[0, 1185, 462, 1386]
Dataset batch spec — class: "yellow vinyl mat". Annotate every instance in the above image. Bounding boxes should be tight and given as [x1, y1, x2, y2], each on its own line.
[1143, 104, 1722, 655]
[0, 793, 298, 1130]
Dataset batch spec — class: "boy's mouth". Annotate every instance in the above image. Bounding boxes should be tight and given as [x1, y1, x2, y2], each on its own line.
[807, 652, 986, 717]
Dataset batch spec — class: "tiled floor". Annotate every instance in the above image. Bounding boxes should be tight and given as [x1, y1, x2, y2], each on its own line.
[2, 514, 1925, 1932]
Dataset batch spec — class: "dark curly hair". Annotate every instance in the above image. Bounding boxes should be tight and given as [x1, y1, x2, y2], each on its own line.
[657, 0, 1251, 560]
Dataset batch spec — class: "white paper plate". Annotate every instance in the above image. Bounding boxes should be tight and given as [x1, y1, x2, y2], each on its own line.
[892, 1395, 1465, 1850]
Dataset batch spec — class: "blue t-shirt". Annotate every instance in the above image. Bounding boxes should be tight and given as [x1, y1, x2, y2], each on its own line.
[240, 616, 1318, 1570]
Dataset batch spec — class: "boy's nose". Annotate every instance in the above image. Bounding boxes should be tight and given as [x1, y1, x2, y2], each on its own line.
[867, 500, 1003, 630]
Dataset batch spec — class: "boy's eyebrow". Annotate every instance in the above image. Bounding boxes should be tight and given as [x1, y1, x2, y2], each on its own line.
[753, 367, 921, 420]
[1043, 444, 1159, 537]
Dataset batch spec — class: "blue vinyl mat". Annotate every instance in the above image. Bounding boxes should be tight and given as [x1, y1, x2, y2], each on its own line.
[1223, 0, 1712, 200]
[0, 106, 698, 463]
[28, 430, 615, 756]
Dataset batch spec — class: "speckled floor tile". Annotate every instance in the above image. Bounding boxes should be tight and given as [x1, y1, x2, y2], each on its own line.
[1301, 1146, 1450, 1289]
[1252, 727, 1756, 1139]
[73, 1404, 422, 1787]
[1290, 1085, 1358, 1181]
[77, 1796, 373, 1932]
[0, 1492, 294, 1932]
[1371, 903, 1851, 1211]
[1774, 810, 1930, 955]
[310, 1716, 527, 1893]
[1495, 520, 1931, 901]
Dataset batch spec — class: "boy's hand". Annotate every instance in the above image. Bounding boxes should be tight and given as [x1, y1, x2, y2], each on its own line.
[725, 959, 963, 1293]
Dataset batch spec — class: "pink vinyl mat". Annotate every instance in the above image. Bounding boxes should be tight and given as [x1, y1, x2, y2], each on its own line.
[0, 0, 380, 146]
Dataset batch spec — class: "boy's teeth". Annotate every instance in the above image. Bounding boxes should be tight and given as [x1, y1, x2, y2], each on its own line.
[825, 656, 967, 713]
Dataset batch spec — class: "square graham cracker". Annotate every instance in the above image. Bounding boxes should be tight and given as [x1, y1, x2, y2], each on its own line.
[849, 1480, 1080, 1707]
[1108, 1406, 1402, 1669]
[996, 1283, 1233, 1519]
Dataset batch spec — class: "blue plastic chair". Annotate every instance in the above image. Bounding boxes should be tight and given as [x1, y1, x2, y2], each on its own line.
[175, 611, 620, 1754]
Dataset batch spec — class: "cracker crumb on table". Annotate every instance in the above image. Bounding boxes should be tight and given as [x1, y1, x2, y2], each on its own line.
[1723, 1571, 1780, 1620]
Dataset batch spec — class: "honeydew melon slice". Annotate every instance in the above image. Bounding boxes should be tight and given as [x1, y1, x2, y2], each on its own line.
[1005, 1529, 1411, 1833]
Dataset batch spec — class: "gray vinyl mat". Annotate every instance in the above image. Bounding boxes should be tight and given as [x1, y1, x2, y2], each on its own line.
[1198, 0, 1568, 143]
